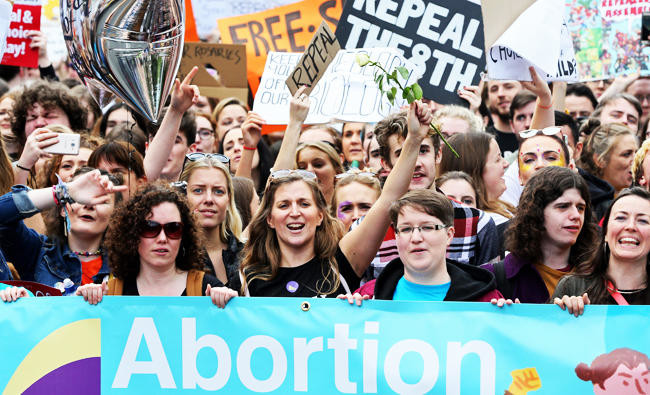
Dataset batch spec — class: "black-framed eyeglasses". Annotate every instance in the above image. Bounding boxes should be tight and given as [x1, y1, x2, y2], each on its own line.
[182, 153, 230, 172]
[140, 221, 184, 239]
[394, 223, 449, 236]
[270, 169, 317, 181]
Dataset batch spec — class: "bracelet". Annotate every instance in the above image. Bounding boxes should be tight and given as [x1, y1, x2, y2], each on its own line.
[243, 145, 257, 151]
[54, 175, 74, 236]
[537, 100, 553, 110]
[15, 163, 30, 172]
[54, 181, 75, 205]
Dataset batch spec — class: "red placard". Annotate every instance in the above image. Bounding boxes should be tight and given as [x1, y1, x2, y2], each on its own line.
[0, 280, 62, 296]
[1, 0, 41, 68]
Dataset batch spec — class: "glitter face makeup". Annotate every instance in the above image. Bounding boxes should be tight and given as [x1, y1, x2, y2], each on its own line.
[518, 137, 567, 186]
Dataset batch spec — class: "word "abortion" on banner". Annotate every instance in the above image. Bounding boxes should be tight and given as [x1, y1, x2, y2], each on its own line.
[1, 297, 650, 393]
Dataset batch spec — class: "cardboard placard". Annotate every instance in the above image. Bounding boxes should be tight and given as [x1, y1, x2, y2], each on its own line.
[285, 21, 341, 95]
[1, 0, 40, 68]
[335, 0, 485, 105]
[254, 48, 418, 125]
[217, 0, 343, 95]
[482, 0, 578, 82]
[179, 42, 248, 102]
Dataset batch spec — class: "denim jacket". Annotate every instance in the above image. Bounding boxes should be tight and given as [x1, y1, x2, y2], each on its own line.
[0, 185, 110, 288]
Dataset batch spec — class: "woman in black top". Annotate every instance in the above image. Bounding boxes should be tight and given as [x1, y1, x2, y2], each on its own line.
[208, 99, 434, 306]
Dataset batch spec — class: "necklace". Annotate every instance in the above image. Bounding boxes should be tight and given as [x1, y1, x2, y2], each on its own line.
[72, 248, 102, 257]
[606, 283, 647, 294]
[612, 287, 647, 294]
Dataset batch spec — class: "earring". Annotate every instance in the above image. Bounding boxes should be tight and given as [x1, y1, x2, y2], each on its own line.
[603, 242, 609, 257]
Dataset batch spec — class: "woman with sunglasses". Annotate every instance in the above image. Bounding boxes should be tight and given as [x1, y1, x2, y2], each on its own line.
[76, 183, 222, 303]
[178, 153, 243, 285]
[578, 120, 638, 220]
[0, 168, 126, 289]
[553, 187, 650, 316]
[482, 166, 599, 303]
[207, 100, 434, 306]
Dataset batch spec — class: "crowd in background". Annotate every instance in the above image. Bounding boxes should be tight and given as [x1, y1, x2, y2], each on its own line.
[0, 26, 649, 318]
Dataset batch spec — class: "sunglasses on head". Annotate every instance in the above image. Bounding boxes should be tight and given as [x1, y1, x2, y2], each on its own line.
[519, 127, 562, 139]
[270, 169, 317, 181]
[140, 220, 183, 239]
[182, 153, 230, 172]
[335, 169, 377, 180]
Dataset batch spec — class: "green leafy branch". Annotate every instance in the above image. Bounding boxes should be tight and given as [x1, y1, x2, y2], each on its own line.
[355, 53, 459, 158]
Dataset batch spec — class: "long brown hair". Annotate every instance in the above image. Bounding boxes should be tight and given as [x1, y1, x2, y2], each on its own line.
[439, 132, 515, 218]
[0, 138, 13, 194]
[574, 187, 650, 303]
[239, 175, 344, 295]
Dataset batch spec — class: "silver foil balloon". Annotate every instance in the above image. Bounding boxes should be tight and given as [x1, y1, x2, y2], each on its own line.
[60, 0, 184, 123]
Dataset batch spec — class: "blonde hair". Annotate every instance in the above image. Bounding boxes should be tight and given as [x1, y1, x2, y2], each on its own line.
[578, 123, 636, 178]
[633, 139, 650, 186]
[296, 141, 344, 174]
[211, 97, 248, 124]
[179, 158, 243, 243]
[432, 105, 484, 132]
[331, 170, 381, 217]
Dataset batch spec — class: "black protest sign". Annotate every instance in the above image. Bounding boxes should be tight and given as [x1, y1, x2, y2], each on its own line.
[286, 21, 341, 95]
[335, 0, 485, 105]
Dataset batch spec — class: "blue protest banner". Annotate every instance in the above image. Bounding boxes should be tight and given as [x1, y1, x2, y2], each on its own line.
[0, 297, 649, 394]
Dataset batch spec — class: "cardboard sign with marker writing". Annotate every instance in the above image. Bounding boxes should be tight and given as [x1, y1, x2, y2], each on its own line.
[217, 0, 343, 95]
[179, 42, 248, 101]
[285, 21, 340, 95]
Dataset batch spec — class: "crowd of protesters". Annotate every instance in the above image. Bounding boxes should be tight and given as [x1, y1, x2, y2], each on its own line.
[0, 28, 649, 319]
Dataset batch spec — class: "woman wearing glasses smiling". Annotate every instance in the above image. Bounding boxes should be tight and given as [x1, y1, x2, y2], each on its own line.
[76, 183, 223, 303]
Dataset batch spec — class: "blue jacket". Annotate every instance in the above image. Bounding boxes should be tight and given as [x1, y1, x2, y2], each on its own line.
[0, 185, 110, 288]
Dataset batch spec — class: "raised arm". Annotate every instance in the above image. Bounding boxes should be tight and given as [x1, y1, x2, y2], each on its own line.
[552, 81, 567, 113]
[272, 86, 310, 171]
[235, 112, 265, 180]
[26, 169, 127, 210]
[143, 67, 199, 180]
[13, 128, 58, 184]
[522, 67, 555, 130]
[340, 101, 432, 276]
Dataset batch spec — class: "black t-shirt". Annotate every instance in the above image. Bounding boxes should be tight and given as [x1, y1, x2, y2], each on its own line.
[486, 125, 518, 155]
[122, 272, 223, 296]
[231, 247, 361, 298]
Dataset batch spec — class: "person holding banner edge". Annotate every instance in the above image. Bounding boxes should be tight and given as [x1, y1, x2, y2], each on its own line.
[206, 98, 434, 306]
[553, 187, 650, 316]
